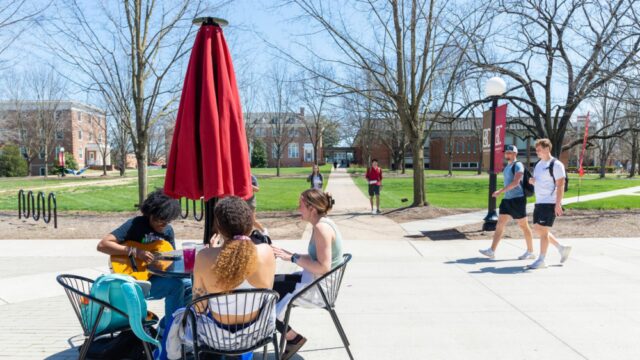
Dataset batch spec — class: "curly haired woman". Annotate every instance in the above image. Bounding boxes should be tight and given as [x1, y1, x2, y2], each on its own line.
[163, 196, 276, 359]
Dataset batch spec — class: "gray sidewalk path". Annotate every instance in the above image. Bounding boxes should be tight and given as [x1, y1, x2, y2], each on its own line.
[2, 237, 640, 359]
[401, 185, 640, 235]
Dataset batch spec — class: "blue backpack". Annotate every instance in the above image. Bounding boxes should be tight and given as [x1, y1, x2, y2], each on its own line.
[82, 274, 159, 348]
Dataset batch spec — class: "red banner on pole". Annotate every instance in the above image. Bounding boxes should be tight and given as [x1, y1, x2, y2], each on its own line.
[578, 113, 590, 177]
[493, 104, 507, 173]
[482, 104, 508, 173]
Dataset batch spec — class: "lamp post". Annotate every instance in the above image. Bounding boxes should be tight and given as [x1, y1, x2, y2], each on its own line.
[482, 77, 506, 232]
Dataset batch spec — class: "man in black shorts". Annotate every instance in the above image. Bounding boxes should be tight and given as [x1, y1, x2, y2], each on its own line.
[527, 139, 572, 269]
[479, 145, 535, 260]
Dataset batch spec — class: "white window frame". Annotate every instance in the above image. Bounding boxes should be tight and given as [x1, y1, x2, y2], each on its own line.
[271, 144, 278, 159]
[56, 130, 64, 140]
[303, 143, 314, 162]
[288, 143, 299, 158]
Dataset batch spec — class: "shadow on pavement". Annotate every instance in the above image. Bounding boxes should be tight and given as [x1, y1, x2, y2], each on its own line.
[44, 347, 77, 360]
[469, 266, 527, 274]
[444, 257, 512, 265]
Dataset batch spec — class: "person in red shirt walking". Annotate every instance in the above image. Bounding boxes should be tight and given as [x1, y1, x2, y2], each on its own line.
[365, 159, 383, 214]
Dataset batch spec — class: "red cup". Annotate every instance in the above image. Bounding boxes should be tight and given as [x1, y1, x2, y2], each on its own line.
[183, 245, 196, 271]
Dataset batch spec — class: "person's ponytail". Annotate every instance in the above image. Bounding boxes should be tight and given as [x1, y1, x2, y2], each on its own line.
[211, 197, 259, 291]
[212, 237, 257, 291]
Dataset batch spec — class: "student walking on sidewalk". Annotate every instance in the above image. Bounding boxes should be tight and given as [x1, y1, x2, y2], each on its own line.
[527, 139, 572, 269]
[479, 145, 535, 260]
[365, 159, 383, 214]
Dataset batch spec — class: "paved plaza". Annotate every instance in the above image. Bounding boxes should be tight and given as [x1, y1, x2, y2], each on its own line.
[0, 169, 639, 359]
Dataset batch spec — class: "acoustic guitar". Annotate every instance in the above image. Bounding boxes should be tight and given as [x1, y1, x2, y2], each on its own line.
[110, 240, 174, 281]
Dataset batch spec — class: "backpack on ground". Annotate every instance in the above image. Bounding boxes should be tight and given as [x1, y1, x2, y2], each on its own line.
[511, 161, 535, 197]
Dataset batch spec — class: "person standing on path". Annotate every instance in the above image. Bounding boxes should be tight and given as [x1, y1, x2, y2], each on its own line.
[365, 159, 383, 214]
[527, 138, 572, 269]
[479, 145, 535, 260]
[307, 164, 324, 190]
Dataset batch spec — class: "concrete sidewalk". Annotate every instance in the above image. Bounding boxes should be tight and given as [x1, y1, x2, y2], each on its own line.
[2, 170, 640, 359]
[401, 185, 640, 236]
[2, 237, 640, 359]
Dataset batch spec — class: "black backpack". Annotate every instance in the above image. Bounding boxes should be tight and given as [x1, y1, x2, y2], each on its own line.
[511, 161, 535, 197]
[532, 159, 569, 193]
[549, 159, 569, 192]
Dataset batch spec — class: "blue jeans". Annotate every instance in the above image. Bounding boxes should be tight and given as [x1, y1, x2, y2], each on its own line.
[149, 276, 191, 324]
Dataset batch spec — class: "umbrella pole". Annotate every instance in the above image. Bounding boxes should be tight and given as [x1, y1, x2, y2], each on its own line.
[203, 198, 217, 244]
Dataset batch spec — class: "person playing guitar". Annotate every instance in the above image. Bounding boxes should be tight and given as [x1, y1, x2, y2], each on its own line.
[97, 189, 191, 328]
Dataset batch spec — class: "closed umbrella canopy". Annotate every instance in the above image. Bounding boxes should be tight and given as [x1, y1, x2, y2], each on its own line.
[164, 20, 251, 202]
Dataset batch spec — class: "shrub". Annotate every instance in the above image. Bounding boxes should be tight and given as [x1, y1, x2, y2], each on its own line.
[0, 145, 28, 177]
[251, 139, 267, 168]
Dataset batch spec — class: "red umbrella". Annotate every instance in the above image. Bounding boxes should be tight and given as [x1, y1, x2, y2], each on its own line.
[164, 18, 251, 242]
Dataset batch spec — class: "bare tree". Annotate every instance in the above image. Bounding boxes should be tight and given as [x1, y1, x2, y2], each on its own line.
[47, 0, 212, 204]
[148, 114, 171, 164]
[86, 111, 110, 176]
[467, 0, 640, 157]
[341, 80, 377, 167]
[28, 67, 66, 177]
[0, 1, 48, 66]
[591, 80, 628, 178]
[379, 111, 408, 173]
[264, 65, 296, 176]
[283, 0, 482, 206]
[621, 83, 640, 177]
[109, 113, 131, 177]
[1, 73, 38, 175]
[238, 70, 261, 151]
[297, 66, 335, 164]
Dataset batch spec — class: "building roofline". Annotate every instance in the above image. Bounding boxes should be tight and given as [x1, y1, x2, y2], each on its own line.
[0, 100, 105, 115]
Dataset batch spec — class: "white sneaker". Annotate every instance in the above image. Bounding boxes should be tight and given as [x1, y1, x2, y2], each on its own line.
[560, 246, 572, 263]
[479, 248, 495, 259]
[518, 251, 536, 260]
[527, 258, 547, 269]
[371, 209, 376, 215]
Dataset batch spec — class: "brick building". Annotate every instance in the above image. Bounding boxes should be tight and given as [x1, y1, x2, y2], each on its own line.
[352, 116, 570, 170]
[165, 108, 324, 168]
[0, 101, 110, 175]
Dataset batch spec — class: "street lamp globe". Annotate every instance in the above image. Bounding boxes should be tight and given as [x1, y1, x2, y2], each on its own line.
[485, 77, 506, 98]
[60, 147, 65, 152]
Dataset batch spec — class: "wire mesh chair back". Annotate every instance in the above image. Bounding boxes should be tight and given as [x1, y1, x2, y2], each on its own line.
[185, 289, 279, 357]
[293, 253, 352, 309]
[57, 274, 128, 336]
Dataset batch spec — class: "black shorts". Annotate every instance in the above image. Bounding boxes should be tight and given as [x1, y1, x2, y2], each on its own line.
[368, 184, 380, 196]
[498, 197, 527, 219]
[533, 204, 556, 227]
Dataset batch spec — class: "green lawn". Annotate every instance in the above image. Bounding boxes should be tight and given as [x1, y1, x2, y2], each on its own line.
[347, 165, 481, 178]
[0, 167, 317, 212]
[352, 174, 640, 209]
[2, 166, 637, 212]
[566, 195, 640, 210]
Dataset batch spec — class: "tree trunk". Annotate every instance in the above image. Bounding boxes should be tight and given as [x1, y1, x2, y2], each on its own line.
[598, 149, 607, 179]
[119, 149, 126, 177]
[630, 134, 638, 178]
[27, 159, 32, 176]
[411, 141, 427, 206]
[44, 145, 49, 178]
[276, 155, 281, 177]
[136, 141, 148, 207]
